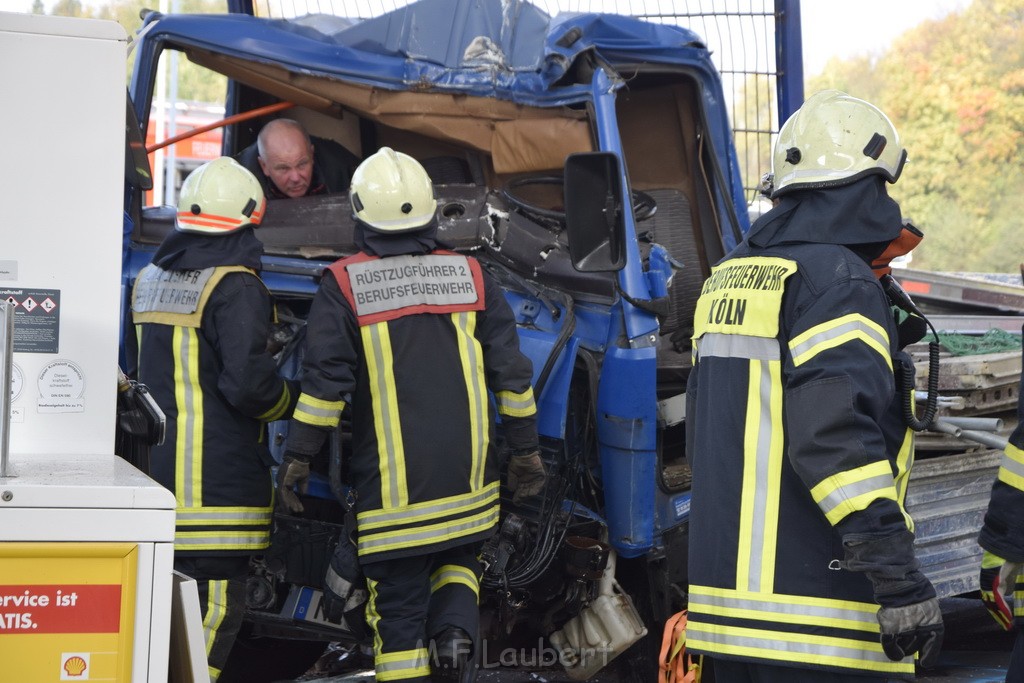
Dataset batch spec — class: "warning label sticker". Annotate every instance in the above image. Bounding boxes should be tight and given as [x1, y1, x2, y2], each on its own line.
[0, 288, 60, 354]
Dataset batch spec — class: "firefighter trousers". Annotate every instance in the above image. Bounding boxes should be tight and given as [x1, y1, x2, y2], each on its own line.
[710, 659, 888, 683]
[174, 555, 249, 683]
[362, 542, 482, 682]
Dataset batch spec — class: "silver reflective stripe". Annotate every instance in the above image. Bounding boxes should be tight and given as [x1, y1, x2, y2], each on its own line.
[176, 509, 272, 524]
[358, 484, 498, 527]
[359, 508, 498, 554]
[175, 532, 267, 548]
[497, 390, 534, 414]
[295, 399, 342, 422]
[697, 333, 779, 361]
[816, 473, 895, 520]
[455, 311, 488, 490]
[1001, 450, 1024, 481]
[689, 590, 879, 627]
[375, 651, 430, 677]
[324, 566, 354, 599]
[365, 323, 403, 508]
[686, 623, 900, 665]
[746, 361, 774, 592]
[177, 327, 199, 509]
[789, 318, 888, 362]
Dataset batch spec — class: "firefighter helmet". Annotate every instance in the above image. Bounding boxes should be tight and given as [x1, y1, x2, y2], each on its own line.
[175, 156, 266, 234]
[349, 147, 437, 233]
[771, 90, 907, 198]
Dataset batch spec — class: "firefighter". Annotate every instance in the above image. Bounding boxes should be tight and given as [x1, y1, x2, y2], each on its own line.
[279, 146, 546, 682]
[130, 156, 298, 681]
[684, 90, 943, 682]
[978, 342, 1024, 680]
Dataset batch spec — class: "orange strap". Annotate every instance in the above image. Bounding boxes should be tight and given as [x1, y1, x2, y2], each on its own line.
[658, 610, 700, 683]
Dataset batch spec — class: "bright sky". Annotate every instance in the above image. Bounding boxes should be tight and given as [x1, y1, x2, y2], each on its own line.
[1, 0, 972, 76]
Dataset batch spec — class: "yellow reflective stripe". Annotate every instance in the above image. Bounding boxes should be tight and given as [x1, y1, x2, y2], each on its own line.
[686, 622, 912, 673]
[810, 460, 898, 526]
[175, 506, 273, 526]
[430, 564, 480, 597]
[496, 386, 537, 418]
[257, 382, 293, 421]
[893, 428, 915, 531]
[788, 313, 891, 370]
[689, 584, 879, 630]
[173, 327, 203, 509]
[453, 312, 489, 490]
[999, 444, 1024, 491]
[204, 579, 228, 658]
[357, 483, 499, 530]
[366, 578, 383, 655]
[375, 648, 431, 681]
[358, 507, 498, 556]
[737, 359, 783, 593]
[294, 392, 346, 428]
[364, 322, 408, 508]
[174, 530, 270, 551]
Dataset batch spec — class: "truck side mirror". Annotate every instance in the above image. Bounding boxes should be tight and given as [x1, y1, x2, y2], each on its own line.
[564, 152, 626, 272]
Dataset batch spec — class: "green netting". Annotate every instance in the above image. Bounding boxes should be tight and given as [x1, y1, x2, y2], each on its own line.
[938, 328, 1022, 357]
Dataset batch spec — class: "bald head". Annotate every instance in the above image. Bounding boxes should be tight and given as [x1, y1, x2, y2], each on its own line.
[257, 119, 315, 198]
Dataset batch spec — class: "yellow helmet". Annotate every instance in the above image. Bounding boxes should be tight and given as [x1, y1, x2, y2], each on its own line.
[350, 147, 437, 233]
[176, 156, 266, 234]
[771, 90, 907, 198]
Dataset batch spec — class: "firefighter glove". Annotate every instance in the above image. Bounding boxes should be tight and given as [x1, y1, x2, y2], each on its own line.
[979, 550, 1020, 631]
[508, 450, 546, 504]
[322, 533, 367, 635]
[276, 452, 311, 514]
[876, 597, 944, 667]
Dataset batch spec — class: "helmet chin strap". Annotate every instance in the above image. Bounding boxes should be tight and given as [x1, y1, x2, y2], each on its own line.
[871, 221, 923, 278]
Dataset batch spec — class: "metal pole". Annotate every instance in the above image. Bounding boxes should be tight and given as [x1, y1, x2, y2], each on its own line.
[0, 302, 13, 478]
[940, 417, 1005, 433]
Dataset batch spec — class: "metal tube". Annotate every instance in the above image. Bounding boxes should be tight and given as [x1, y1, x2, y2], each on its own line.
[957, 429, 1009, 451]
[0, 302, 13, 478]
[929, 420, 962, 438]
[940, 417, 1005, 433]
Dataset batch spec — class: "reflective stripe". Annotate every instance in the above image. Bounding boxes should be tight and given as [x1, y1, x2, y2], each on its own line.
[496, 387, 537, 418]
[174, 529, 270, 551]
[176, 506, 273, 526]
[324, 564, 354, 598]
[173, 327, 203, 509]
[431, 564, 479, 597]
[375, 648, 431, 681]
[696, 332, 779, 361]
[364, 322, 408, 508]
[810, 461, 898, 526]
[689, 585, 879, 629]
[257, 381, 293, 421]
[203, 579, 228, 658]
[737, 358, 783, 592]
[999, 444, 1024, 491]
[686, 622, 912, 672]
[358, 506, 498, 556]
[453, 311, 489, 490]
[294, 392, 346, 428]
[366, 579, 383, 654]
[789, 314, 891, 369]
[358, 483, 499, 529]
[892, 429, 916, 531]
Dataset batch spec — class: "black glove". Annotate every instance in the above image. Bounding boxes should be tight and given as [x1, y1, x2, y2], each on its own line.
[842, 530, 944, 667]
[322, 527, 368, 639]
[275, 451, 311, 514]
[507, 449, 546, 504]
[877, 598, 944, 667]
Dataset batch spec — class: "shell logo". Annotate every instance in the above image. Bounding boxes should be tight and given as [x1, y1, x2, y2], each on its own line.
[62, 654, 88, 677]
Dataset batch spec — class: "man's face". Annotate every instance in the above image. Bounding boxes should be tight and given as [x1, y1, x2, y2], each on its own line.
[258, 128, 314, 198]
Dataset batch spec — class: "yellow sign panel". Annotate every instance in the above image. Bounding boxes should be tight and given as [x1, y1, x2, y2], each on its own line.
[0, 542, 138, 681]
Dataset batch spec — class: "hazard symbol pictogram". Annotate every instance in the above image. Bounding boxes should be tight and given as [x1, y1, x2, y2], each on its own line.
[41, 298, 57, 313]
[21, 297, 37, 312]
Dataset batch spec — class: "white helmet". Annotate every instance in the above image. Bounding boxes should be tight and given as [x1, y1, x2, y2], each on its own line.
[176, 156, 266, 234]
[350, 147, 437, 233]
[771, 90, 907, 198]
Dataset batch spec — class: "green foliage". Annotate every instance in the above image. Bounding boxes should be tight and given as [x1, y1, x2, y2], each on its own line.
[810, 0, 1024, 272]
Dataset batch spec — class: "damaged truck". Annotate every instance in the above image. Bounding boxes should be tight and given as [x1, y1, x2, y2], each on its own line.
[115, 0, 995, 680]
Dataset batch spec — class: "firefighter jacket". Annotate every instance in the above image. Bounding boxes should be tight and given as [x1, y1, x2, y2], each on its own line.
[131, 228, 297, 556]
[684, 179, 923, 678]
[979, 334, 1024, 625]
[287, 248, 538, 563]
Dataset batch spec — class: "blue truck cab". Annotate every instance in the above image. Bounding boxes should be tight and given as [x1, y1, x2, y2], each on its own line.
[120, 0, 769, 678]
